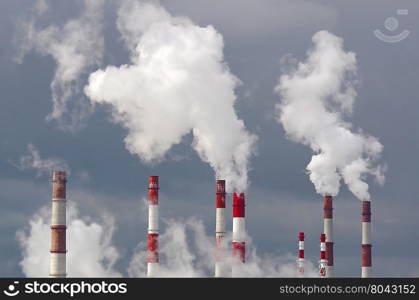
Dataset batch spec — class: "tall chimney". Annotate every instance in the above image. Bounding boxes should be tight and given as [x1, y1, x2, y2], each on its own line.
[232, 193, 245, 275]
[50, 171, 67, 278]
[323, 195, 334, 277]
[215, 180, 227, 277]
[361, 201, 372, 278]
[296, 232, 305, 276]
[147, 176, 159, 277]
[319, 233, 327, 278]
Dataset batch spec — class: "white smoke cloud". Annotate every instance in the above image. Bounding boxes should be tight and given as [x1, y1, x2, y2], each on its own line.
[128, 217, 317, 277]
[275, 31, 385, 201]
[17, 203, 121, 277]
[84, 0, 257, 192]
[13, 143, 70, 176]
[15, 0, 105, 131]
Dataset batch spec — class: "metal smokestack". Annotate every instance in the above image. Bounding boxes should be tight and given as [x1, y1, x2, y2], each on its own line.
[49, 171, 67, 278]
[232, 193, 245, 275]
[215, 180, 227, 277]
[361, 201, 372, 278]
[147, 176, 159, 277]
[323, 195, 334, 277]
[319, 233, 327, 278]
[296, 232, 305, 276]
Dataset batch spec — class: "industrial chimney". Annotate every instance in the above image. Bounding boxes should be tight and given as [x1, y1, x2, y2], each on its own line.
[232, 193, 245, 276]
[323, 195, 334, 277]
[319, 233, 327, 278]
[147, 176, 159, 277]
[296, 232, 305, 276]
[361, 201, 372, 278]
[215, 180, 227, 277]
[49, 171, 67, 278]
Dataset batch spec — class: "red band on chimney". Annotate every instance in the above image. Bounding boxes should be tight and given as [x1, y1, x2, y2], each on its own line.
[320, 234, 326, 260]
[216, 180, 226, 208]
[323, 195, 333, 218]
[52, 171, 67, 199]
[362, 201, 371, 222]
[361, 244, 372, 267]
[148, 176, 159, 205]
[232, 242, 245, 263]
[233, 193, 245, 218]
[298, 232, 305, 241]
[50, 227, 66, 253]
[298, 250, 304, 259]
[147, 233, 159, 263]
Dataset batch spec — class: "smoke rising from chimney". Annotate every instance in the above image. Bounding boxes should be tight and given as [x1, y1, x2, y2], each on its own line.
[13, 144, 70, 177]
[128, 217, 318, 277]
[84, 0, 257, 192]
[15, 0, 105, 131]
[275, 31, 385, 201]
[17, 203, 121, 277]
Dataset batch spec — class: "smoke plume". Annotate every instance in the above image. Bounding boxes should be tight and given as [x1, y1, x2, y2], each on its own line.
[13, 143, 70, 176]
[128, 217, 317, 277]
[275, 31, 385, 201]
[17, 203, 121, 277]
[15, 0, 105, 131]
[84, 0, 257, 192]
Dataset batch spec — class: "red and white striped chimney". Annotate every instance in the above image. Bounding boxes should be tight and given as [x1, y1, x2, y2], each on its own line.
[361, 201, 372, 278]
[319, 233, 327, 278]
[50, 171, 67, 278]
[147, 176, 159, 277]
[232, 193, 245, 275]
[296, 232, 305, 276]
[215, 180, 227, 277]
[323, 195, 334, 277]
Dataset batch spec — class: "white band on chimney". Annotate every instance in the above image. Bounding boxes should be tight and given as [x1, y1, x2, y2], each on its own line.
[49, 253, 66, 278]
[299, 241, 304, 250]
[324, 219, 333, 243]
[216, 208, 226, 236]
[51, 200, 66, 226]
[362, 222, 371, 245]
[232, 218, 246, 242]
[362, 267, 371, 278]
[148, 204, 159, 233]
[147, 263, 158, 277]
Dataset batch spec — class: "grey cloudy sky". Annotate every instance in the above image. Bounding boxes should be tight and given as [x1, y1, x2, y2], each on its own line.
[1, 0, 419, 277]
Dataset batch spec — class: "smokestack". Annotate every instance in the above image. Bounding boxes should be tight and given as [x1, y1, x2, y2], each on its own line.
[215, 180, 227, 277]
[297, 232, 305, 276]
[319, 233, 327, 278]
[323, 195, 334, 277]
[147, 176, 159, 277]
[49, 171, 67, 278]
[361, 201, 372, 278]
[232, 193, 245, 275]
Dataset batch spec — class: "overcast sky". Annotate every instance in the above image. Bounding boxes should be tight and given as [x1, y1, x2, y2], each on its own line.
[1, 0, 419, 277]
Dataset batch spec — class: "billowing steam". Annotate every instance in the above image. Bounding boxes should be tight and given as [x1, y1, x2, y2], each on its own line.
[84, 0, 257, 192]
[128, 218, 317, 277]
[12, 144, 70, 176]
[275, 31, 385, 201]
[15, 0, 105, 131]
[17, 203, 121, 277]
